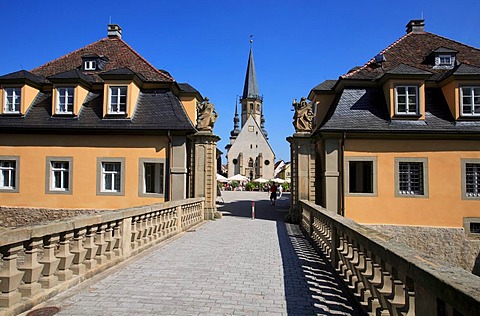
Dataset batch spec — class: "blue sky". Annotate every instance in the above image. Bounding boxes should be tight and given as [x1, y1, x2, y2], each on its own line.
[1, 0, 480, 162]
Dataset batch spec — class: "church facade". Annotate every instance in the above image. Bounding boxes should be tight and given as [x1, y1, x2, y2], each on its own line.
[225, 45, 275, 180]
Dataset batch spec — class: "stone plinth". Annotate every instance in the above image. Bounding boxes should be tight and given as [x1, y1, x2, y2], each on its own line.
[189, 131, 220, 220]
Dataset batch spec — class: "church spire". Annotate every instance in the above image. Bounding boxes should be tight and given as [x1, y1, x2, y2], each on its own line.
[242, 36, 260, 100]
[230, 97, 240, 138]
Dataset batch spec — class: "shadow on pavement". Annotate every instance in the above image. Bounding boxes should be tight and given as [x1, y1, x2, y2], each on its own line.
[217, 191, 363, 315]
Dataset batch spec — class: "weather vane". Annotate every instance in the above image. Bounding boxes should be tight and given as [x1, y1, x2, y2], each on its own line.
[250, 34, 253, 47]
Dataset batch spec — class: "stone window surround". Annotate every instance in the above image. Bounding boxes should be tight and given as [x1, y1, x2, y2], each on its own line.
[461, 158, 480, 200]
[45, 156, 73, 195]
[96, 157, 125, 196]
[463, 217, 480, 239]
[394, 157, 429, 198]
[0, 155, 20, 193]
[138, 158, 165, 198]
[344, 156, 378, 197]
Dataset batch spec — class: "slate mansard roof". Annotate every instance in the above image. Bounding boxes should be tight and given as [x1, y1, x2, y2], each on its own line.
[313, 22, 480, 135]
[0, 31, 196, 133]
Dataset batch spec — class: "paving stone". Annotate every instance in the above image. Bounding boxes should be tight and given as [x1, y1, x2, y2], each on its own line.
[23, 192, 362, 315]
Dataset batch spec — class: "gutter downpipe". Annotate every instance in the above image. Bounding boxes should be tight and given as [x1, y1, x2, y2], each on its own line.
[340, 132, 346, 216]
[167, 130, 172, 201]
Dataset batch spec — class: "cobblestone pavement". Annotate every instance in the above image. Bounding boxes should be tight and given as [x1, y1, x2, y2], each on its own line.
[25, 191, 362, 316]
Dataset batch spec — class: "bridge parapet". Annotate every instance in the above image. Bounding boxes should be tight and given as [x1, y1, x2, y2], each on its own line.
[0, 198, 204, 315]
[300, 200, 480, 316]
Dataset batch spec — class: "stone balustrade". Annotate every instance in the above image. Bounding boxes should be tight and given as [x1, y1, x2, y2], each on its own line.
[300, 200, 480, 316]
[0, 198, 204, 316]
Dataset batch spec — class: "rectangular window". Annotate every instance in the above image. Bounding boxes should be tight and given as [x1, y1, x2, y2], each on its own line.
[0, 156, 19, 193]
[345, 157, 377, 196]
[97, 158, 125, 196]
[139, 158, 165, 197]
[103, 162, 121, 192]
[465, 163, 480, 197]
[84, 60, 96, 71]
[460, 86, 480, 116]
[395, 158, 428, 197]
[108, 86, 127, 114]
[439, 55, 452, 66]
[471, 222, 480, 234]
[56, 87, 74, 114]
[0, 160, 16, 189]
[46, 157, 73, 194]
[395, 85, 418, 115]
[349, 161, 373, 193]
[4, 87, 21, 113]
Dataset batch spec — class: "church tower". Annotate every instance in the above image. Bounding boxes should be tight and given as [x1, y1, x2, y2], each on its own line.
[225, 38, 275, 180]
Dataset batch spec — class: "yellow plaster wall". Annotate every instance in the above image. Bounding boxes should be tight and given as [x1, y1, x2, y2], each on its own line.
[441, 80, 458, 119]
[23, 85, 39, 115]
[76, 85, 89, 115]
[0, 134, 169, 210]
[180, 97, 197, 125]
[344, 139, 480, 227]
[313, 94, 335, 129]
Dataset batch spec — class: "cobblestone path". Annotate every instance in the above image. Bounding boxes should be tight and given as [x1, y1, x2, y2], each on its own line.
[24, 191, 362, 316]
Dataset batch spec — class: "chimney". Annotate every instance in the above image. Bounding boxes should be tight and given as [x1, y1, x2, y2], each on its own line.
[406, 19, 425, 34]
[107, 24, 122, 38]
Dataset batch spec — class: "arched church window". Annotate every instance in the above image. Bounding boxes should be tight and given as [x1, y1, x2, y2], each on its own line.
[249, 103, 253, 111]
[248, 158, 254, 168]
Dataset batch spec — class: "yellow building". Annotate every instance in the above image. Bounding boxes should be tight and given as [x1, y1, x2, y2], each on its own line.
[305, 20, 480, 235]
[0, 25, 203, 210]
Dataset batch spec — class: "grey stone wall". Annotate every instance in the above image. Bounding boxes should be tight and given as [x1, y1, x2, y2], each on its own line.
[368, 224, 480, 275]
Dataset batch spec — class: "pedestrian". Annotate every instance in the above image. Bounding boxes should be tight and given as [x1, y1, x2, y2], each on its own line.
[270, 183, 277, 206]
[278, 184, 283, 198]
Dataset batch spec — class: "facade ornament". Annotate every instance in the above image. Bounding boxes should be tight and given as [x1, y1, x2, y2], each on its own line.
[196, 97, 218, 131]
[292, 97, 314, 133]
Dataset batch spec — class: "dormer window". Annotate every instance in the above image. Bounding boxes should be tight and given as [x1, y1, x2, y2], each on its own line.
[84, 60, 97, 71]
[56, 87, 74, 114]
[108, 86, 127, 114]
[3, 87, 21, 113]
[438, 55, 452, 66]
[460, 86, 480, 116]
[395, 85, 418, 115]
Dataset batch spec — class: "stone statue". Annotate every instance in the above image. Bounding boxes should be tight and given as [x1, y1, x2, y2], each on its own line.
[292, 97, 314, 132]
[196, 97, 218, 131]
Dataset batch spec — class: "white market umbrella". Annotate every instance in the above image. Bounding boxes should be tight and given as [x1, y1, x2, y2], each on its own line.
[228, 174, 249, 182]
[253, 178, 269, 183]
[216, 173, 228, 183]
[270, 178, 285, 184]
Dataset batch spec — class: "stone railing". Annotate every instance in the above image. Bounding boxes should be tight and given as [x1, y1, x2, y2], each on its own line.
[300, 200, 480, 316]
[0, 198, 204, 316]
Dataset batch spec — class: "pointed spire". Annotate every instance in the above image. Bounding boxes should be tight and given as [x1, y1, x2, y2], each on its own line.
[242, 37, 260, 100]
[230, 97, 241, 137]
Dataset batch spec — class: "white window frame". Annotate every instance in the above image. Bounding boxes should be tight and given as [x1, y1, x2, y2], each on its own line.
[108, 86, 127, 114]
[395, 85, 419, 116]
[138, 158, 165, 197]
[46, 157, 73, 194]
[3, 87, 21, 114]
[460, 86, 480, 117]
[56, 87, 74, 114]
[84, 60, 97, 71]
[96, 158, 125, 196]
[438, 55, 452, 66]
[0, 156, 19, 193]
[395, 158, 428, 198]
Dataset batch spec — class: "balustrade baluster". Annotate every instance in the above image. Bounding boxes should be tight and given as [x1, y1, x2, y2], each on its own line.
[38, 235, 60, 289]
[137, 215, 145, 248]
[142, 214, 150, 245]
[131, 216, 139, 249]
[70, 228, 87, 275]
[386, 268, 408, 314]
[83, 226, 98, 270]
[95, 224, 107, 264]
[112, 220, 122, 257]
[56, 231, 74, 281]
[146, 213, 154, 243]
[104, 223, 114, 261]
[0, 243, 25, 307]
[18, 238, 43, 297]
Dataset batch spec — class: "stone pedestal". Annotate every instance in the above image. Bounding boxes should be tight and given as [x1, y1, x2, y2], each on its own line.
[189, 131, 220, 220]
[287, 133, 316, 223]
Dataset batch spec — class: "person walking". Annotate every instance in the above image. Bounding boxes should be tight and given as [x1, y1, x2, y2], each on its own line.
[278, 184, 283, 198]
[270, 183, 278, 206]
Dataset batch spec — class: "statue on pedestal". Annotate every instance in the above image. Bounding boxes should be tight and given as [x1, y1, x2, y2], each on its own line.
[196, 97, 218, 131]
[292, 97, 314, 133]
